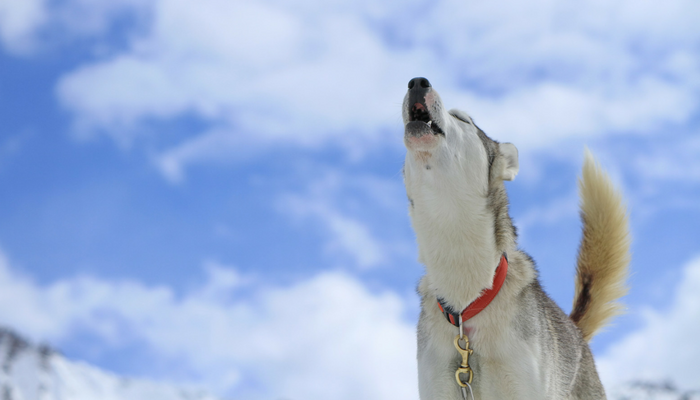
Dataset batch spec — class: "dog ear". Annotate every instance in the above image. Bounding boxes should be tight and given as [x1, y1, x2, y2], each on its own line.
[499, 142, 519, 181]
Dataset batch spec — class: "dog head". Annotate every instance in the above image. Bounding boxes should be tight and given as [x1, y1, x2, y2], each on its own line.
[402, 77, 519, 204]
[402, 78, 522, 297]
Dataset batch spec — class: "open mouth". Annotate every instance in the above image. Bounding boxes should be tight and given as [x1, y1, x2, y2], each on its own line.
[408, 103, 444, 136]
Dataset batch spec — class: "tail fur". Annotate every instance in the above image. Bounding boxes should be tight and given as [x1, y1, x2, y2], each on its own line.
[570, 149, 631, 342]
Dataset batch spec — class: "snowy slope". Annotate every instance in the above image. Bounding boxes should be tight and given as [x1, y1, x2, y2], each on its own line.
[608, 382, 700, 400]
[1, 326, 697, 400]
[0, 328, 218, 400]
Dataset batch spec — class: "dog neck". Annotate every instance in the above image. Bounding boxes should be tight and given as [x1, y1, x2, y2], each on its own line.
[437, 253, 508, 325]
[410, 187, 505, 311]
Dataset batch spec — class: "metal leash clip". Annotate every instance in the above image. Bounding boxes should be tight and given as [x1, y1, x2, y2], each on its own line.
[454, 335, 473, 384]
[454, 316, 475, 400]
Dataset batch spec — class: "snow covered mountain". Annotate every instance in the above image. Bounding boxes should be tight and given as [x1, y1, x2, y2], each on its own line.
[1, 326, 697, 400]
[0, 328, 218, 400]
[609, 382, 700, 400]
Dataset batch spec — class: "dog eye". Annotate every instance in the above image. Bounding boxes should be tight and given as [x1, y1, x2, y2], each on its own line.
[451, 114, 471, 125]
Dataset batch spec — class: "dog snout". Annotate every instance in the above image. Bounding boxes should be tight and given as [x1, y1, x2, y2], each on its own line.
[408, 77, 431, 90]
[407, 77, 432, 111]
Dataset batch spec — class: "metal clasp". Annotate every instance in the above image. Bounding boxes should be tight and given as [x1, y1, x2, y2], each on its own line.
[453, 335, 474, 386]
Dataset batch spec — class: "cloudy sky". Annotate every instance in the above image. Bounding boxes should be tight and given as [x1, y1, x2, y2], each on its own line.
[1, 0, 699, 398]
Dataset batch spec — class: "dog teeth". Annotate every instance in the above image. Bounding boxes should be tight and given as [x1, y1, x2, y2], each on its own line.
[427, 121, 432, 127]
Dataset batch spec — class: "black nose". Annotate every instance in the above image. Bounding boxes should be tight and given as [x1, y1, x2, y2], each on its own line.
[408, 77, 431, 90]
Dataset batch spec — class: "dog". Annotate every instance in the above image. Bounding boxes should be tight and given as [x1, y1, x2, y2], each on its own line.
[402, 77, 630, 399]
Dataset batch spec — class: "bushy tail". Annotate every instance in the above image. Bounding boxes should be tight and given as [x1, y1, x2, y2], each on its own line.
[570, 149, 631, 342]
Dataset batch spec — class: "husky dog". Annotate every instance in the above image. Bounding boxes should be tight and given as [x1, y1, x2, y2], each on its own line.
[402, 77, 630, 399]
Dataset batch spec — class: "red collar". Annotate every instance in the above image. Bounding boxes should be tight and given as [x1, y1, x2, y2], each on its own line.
[437, 253, 509, 327]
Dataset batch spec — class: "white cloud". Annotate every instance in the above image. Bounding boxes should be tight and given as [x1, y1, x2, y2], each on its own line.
[6, 0, 695, 179]
[292, 200, 386, 269]
[0, 0, 47, 53]
[0, 0, 152, 54]
[153, 128, 262, 183]
[0, 250, 418, 399]
[280, 171, 406, 269]
[55, 0, 418, 144]
[451, 78, 696, 151]
[632, 135, 700, 183]
[598, 255, 700, 391]
[512, 190, 579, 237]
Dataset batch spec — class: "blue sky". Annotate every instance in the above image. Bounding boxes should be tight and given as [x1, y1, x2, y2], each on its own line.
[1, 0, 699, 398]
